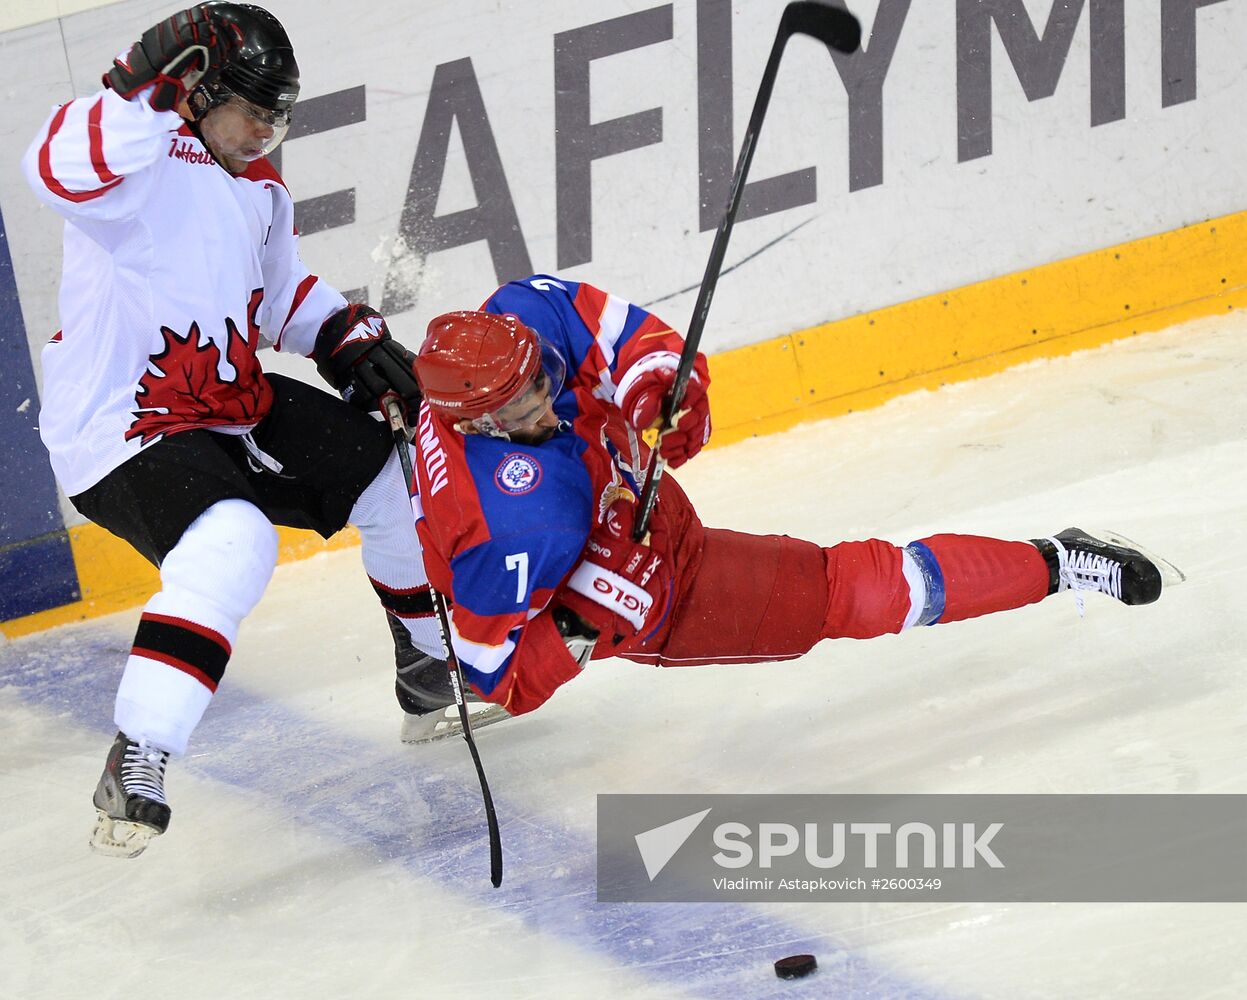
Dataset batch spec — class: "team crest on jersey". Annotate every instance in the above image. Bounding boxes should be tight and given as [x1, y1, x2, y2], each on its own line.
[495, 453, 542, 495]
[126, 289, 271, 445]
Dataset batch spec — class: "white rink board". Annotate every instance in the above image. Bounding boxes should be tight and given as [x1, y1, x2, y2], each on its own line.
[2, 0, 1246, 367]
[2, 311, 1245, 1000]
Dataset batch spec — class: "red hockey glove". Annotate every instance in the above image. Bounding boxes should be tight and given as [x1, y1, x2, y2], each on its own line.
[620, 353, 711, 468]
[312, 305, 423, 424]
[105, 6, 244, 112]
[559, 499, 672, 641]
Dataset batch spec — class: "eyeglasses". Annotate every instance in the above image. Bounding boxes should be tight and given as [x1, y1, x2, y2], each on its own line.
[224, 94, 293, 129]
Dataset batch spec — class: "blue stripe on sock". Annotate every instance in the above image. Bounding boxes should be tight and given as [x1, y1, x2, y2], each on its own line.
[905, 541, 946, 626]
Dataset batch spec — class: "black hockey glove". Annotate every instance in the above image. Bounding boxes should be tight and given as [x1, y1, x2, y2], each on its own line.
[104, 6, 244, 112]
[313, 305, 423, 423]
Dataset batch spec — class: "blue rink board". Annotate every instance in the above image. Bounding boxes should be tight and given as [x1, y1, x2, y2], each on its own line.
[0, 202, 78, 621]
[0, 623, 954, 1000]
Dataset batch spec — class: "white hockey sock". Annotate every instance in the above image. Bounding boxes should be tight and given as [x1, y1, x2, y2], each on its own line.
[115, 499, 278, 756]
[350, 448, 444, 657]
[899, 546, 932, 631]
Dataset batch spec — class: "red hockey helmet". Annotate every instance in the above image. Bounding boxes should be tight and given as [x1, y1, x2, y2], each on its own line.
[416, 311, 566, 433]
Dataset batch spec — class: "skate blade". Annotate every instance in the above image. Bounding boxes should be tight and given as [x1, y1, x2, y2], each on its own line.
[90, 810, 161, 859]
[400, 703, 512, 745]
[1090, 527, 1187, 588]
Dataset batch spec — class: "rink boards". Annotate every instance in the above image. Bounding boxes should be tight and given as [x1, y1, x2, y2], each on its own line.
[4, 206, 1242, 638]
[1, 0, 1245, 634]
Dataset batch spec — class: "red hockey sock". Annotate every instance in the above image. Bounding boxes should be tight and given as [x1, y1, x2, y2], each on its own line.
[821, 538, 911, 639]
[910, 533, 1049, 624]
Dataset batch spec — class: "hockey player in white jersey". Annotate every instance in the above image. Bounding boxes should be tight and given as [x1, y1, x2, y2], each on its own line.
[22, 3, 450, 857]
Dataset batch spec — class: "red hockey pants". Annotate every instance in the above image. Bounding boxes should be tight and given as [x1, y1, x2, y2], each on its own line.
[606, 476, 1050, 667]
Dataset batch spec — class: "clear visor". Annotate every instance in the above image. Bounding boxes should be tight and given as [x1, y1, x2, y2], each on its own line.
[222, 91, 293, 159]
[471, 340, 567, 436]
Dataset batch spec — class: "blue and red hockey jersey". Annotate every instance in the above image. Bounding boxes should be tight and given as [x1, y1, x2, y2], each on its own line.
[411, 274, 690, 714]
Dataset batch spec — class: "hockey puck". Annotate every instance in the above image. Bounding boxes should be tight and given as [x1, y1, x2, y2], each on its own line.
[774, 954, 818, 980]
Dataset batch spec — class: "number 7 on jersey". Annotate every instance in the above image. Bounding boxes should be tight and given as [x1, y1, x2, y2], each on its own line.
[505, 552, 529, 603]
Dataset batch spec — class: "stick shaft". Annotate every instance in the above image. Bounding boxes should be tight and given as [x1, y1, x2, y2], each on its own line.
[633, 3, 860, 539]
[385, 400, 504, 888]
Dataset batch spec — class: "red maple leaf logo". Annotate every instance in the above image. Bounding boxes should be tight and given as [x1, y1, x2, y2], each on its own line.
[127, 290, 273, 445]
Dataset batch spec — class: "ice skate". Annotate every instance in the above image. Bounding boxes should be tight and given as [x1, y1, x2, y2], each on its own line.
[389, 613, 511, 745]
[1033, 527, 1166, 614]
[90, 731, 171, 858]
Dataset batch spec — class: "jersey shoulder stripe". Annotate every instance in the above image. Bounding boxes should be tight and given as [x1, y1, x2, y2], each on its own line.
[238, 155, 286, 189]
[39, 100, 124, 203]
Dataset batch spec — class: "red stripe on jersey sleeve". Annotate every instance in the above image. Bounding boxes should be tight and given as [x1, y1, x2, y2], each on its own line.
[87, 98, 120, 184]
[39, 103, 124, 203]
[572, 283, 609, 335]
[614, 312, 683, 373]
[277, 274, 319, 347]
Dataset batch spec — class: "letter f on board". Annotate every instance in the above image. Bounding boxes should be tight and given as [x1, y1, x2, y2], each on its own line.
[635, 808, 712, 881]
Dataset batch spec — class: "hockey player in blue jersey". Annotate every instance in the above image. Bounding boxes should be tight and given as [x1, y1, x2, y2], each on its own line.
[406, 274, 1164, 718]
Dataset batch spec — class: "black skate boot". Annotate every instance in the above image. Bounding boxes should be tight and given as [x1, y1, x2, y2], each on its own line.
[1032, 528, 1163, 613]
[90, 731, 171, 858]
[387, 613, 510, 744]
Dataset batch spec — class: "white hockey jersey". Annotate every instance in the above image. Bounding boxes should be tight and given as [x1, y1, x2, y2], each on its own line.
[22, 87, 347, 496]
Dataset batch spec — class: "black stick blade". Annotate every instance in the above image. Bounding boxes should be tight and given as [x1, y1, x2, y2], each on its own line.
[781, 1, 862, 53]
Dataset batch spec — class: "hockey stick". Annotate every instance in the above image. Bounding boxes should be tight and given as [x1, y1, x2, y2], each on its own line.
[633, 1, 861, 540]
[384, 397, 504, 888]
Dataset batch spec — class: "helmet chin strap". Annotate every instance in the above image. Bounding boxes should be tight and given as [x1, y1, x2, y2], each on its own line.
[183, 90, 224, 161]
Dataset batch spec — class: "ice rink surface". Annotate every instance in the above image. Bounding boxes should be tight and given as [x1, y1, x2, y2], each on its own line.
[3, 312, 1246, 1000]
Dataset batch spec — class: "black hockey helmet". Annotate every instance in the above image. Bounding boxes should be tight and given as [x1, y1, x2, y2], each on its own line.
[190, 3, 299, 122]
